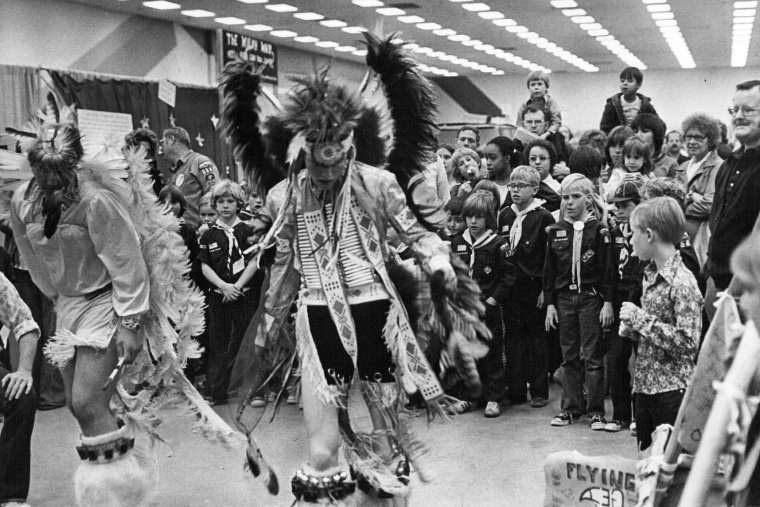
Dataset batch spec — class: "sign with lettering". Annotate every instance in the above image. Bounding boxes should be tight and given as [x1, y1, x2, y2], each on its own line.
[221, 30, 278, 85]
[78, 109, 133, 158]
[544, 451, 638, 507]
[158, 79, 177, 107]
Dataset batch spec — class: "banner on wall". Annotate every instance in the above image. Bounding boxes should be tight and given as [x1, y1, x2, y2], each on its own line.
[78, 109, 133, 158]
[220, 29, 278, 85]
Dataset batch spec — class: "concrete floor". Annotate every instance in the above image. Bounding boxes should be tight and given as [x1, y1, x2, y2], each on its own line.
[18, 383, 638, 507]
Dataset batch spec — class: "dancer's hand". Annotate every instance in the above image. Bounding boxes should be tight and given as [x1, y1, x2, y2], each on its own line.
[2, 368, 32, 399]
[116, 326, 142, 364]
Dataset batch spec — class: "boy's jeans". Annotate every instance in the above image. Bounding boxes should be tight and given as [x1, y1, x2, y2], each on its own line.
[0, 363, 37, 503]
[557, 289, 605, 417]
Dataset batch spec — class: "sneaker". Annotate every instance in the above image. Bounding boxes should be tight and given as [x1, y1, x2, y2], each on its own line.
[530, 397, 548, 408]
[630, 421, 637, 436]
[484, 401, 501, 418]
[590, 415, 607, 431]
[603, 420, 626, 432]
[286, 392, 298, 405]
[250, 397, 266, 408]
[551, 412, 575, 426]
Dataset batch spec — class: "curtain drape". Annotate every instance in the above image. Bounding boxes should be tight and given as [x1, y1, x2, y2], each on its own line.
[0, 64, 39, 145]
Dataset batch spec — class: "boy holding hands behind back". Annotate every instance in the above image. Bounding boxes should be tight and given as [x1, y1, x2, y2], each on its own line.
[620, 197, 702, 451]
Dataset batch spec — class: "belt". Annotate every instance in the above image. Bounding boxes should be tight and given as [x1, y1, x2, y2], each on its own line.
[85, 283, 113, 301]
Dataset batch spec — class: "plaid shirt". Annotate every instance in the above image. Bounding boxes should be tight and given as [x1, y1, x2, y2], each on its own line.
[625, 252, 703, 394]
[0, 271, 39, 340]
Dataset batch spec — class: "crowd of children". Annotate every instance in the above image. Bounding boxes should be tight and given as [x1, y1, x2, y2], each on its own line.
[435, 64, 711, 453]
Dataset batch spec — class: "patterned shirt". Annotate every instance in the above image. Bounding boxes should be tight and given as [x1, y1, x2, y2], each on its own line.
[625, 251, 702, 394]
[0, 271, 39, 341]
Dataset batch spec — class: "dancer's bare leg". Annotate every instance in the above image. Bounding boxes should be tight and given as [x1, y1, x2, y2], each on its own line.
[301, 376, 341, 470]
[68, 341, 119, 436]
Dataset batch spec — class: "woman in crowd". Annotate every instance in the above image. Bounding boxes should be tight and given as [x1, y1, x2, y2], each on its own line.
[676, 113, 723, 271]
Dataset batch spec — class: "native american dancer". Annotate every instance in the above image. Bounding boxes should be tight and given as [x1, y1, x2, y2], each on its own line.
[222, 34, 490, 506]
[2, 95, 253, 506]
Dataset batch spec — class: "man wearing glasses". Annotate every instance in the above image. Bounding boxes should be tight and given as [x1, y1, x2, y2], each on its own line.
[518, 104, 570, 167]
[161, 127, 220, 228]
[705, 80, 760, 319]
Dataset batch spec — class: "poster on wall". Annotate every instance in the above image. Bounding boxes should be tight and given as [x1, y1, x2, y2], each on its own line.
[78, 109, 133, 158]
[220, 29, 278, 85]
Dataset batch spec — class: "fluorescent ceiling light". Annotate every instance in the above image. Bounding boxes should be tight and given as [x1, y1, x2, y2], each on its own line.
[479, 11, 504, 19]
[493, 18, 516, 26]
[265, 4, 297, 12]
[320, 19, 347, 27]
[335, 46, 356, 52]
[342, 26, 367, 33]
[587, 29, 609, 36]
[647, 4, 671, 12]
[651, 12, 674, 19]
[182, 9, 214, 17]
[448, 34, 470, 41]
[428, 51, 445, 57]
[735, 1, 758, 7]
[376, 7, 405, 15]
[461, 39, 482, 46]
[402, 43, 419, 49]
[353, 49, 369, 56]
[571, 15, 595, 23]
[562, 9, 585, 16]
[433, 28, 457, 36]
[580, 23, 602, 30]
[315, 41, 339, 47]
[550, 0, 577, 7]
[506, 25, 528, 32]
[237, 0, 268, 3]
[352, 0, 383, 6]
[734, 8, 757, 15]
[270, 30, 297, 37]
[517, 31, 538, 39]
[245, 24, 272, 31]
[294, 12, 324, 20]
[656, 19, 677, 26]
[474, 43, 494, 50]
[417, 22, 442, 29]
[215, 17, 246, 24]
[398, 15, 425, 22]
[143, 1, 180, 9]
[642, 0, 666, 3]
[294, 35, 319, 42]
[414, 47, 433, 54]
[462, 3, 490, 11]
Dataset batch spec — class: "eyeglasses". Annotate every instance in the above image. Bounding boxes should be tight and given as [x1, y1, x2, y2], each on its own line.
[507, 183, 537, 190]
[524, 120, 545, 125]
[728, 106, 760, 117]
[684, 134, 707, 142]
[529, 155, 550, 163]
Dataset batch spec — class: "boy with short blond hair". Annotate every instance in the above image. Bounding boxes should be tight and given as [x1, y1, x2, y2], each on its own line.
[516, 70, 563, 138]
[497, 166, 555, 407]
[198, 179, 262, 405]
[619, 196, 702, 451]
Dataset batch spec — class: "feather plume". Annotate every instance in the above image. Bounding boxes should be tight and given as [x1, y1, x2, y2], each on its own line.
[262, 115, 296, 169]
[280, 67, 364, 144]
[219, 57, 285, 195]
[363, 33, 438, 187]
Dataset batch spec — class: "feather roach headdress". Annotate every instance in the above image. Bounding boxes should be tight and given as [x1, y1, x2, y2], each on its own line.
[6, 92, 82, 238]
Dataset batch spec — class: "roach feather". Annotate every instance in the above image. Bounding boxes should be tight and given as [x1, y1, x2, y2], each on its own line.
[46, 92, 60, 124]
[5, 127, 37, 141]
[219, 58, 285, 195]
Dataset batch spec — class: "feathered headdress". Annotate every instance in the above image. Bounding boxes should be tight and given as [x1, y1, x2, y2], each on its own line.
[6, 92, 83, 238]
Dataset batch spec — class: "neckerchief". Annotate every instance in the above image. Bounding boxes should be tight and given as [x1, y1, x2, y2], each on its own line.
[213, 217, 243, 273]
[565, 215, 592, 291]
[462, 229, 498, 276]
[509, 200, 542, 253]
